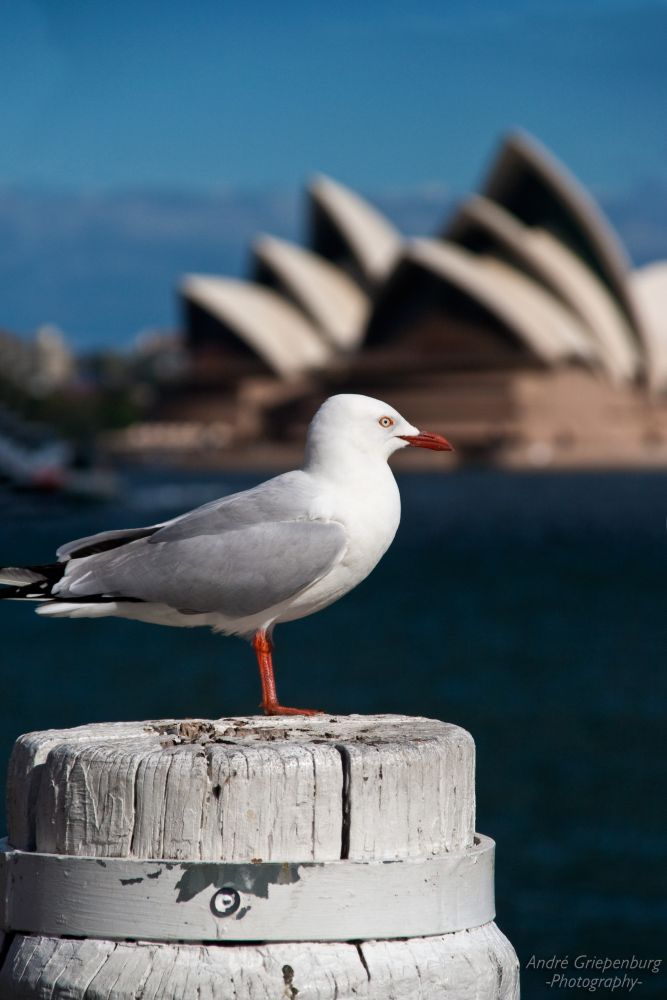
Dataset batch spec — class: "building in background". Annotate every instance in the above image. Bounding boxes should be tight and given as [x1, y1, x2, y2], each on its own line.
[114, 131, 667, 469]
[0, 325, 75, 397]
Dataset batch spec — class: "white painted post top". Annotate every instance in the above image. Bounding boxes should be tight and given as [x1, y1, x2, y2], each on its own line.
[7, 714, 476, 863]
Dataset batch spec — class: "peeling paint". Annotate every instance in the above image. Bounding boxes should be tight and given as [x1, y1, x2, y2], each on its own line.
[175, 862, 302, 903]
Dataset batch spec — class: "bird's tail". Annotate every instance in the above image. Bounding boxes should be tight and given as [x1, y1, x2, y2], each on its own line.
[0, 564, 64, 601]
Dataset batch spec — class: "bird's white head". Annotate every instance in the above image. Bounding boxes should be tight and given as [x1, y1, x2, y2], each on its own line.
[304, 394, 453, 474]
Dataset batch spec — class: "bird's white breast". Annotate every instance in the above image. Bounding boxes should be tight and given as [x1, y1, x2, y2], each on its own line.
[277, 463, 401, 624]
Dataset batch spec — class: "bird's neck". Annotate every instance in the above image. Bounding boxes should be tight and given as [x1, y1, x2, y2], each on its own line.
[304, 444, 398, 496]
[306, 435, 376, 472]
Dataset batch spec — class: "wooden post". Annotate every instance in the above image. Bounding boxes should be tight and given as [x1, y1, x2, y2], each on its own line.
[0, 715, 519, 999]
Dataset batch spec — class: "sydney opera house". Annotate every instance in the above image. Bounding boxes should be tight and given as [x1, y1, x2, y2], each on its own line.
[146, 130, 667, 468]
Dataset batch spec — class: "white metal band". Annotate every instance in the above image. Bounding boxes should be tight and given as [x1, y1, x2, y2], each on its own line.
[0, 835, 495, 943]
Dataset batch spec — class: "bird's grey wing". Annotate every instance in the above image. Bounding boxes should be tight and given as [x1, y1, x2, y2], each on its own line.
[54, 518, 347, 618]
[55, 470, 314, 562]
[152, 470, 320, 543]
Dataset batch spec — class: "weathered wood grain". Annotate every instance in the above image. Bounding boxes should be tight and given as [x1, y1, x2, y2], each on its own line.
[8, 715, 475, 861]
[361, 921, 520, 999]
[0, 923, 519, 999]
[6, 722, 141, 852]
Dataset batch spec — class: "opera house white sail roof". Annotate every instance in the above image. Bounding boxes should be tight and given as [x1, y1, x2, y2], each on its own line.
[251, 234, 368, 350]
[481, 130, 649, 357]
[177, 131, 667, 405]
[180, 275, 331, 378]
[446, 195, 640, 383]
[307, 174, 401, 287]
[631, 263, 667, 393]
[371, 238, 596, 367]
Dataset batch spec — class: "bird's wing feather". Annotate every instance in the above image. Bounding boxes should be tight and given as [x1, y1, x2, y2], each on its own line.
[151, 470, 320, 542]
[55, 518, 346, 617]
[56, 526, 161, 561]
[55, 470, 316, 561]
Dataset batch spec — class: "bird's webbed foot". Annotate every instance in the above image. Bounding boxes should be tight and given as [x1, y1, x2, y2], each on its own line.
[261, 702, 323, 716]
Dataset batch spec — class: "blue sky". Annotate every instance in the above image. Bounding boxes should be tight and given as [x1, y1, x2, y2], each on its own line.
[2, 0, 666, 196]
[1, 1, 666, 346]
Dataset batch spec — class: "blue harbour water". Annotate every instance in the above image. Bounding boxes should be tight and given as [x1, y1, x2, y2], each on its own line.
[0, 468, 665, 997]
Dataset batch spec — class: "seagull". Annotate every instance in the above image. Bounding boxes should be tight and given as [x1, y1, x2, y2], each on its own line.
[0, 395, 453, 714]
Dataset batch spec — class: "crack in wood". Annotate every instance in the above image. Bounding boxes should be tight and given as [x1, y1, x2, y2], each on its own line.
[354, 942, 371, 982]
[335, 744, 352, 860]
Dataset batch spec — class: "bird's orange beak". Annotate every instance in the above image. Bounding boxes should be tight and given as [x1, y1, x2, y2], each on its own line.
[399, 432, 454, 452]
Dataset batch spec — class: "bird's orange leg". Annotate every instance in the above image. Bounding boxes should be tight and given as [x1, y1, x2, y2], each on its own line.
[252, 629, 322, 716]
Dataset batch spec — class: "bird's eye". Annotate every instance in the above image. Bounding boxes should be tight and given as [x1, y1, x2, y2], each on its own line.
[378, 416, 395, 428]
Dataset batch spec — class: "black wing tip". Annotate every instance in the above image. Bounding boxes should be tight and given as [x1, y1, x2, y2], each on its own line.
[0, 582, 50, 601]
[0, 563, 64, 600]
